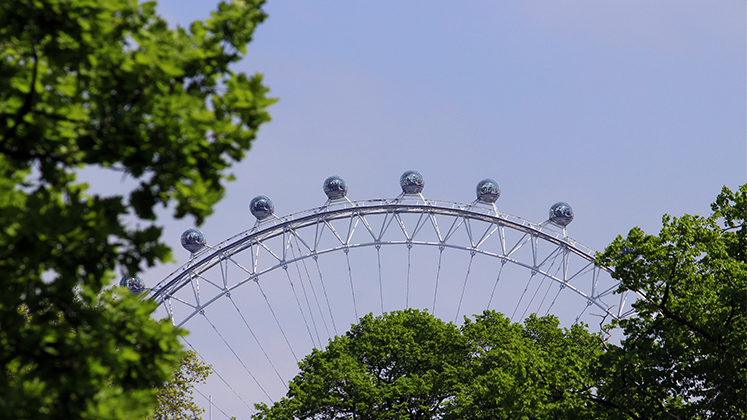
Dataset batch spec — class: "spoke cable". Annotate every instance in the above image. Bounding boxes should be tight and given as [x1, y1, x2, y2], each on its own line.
[182, 338, 255, 414]
[486, 259, 507, 310]
[202, 312, 273, 402]
[287, 241, 322, 345]
[256, 281, 299, 361]
[345, 248, 359, 320]
[454, 252, 476, 323]
[521, 250, 562, 320]
[228, 295, 287, 389]
[193, 386, 232, 420]
[575, 301, 593, 324]
[283, 265, 318, 348]
[376, 244, 384, 314]
[432, 246, 444, 314]
[544, 284, 565, 316]
[537, 258, 565, 315]
[314, 256, 338, 335]
[291, 235, 331, 338]
[406, 244, 412, 308]
[512, 270, 537, 320]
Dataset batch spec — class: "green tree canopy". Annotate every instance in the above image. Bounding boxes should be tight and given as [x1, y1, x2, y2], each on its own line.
[253, 185, 745, 420]
[595, 184, 746, 420]
[253, 309, 604, 420]
[149, 350, 211, 420]
[0, 0, 274, 418]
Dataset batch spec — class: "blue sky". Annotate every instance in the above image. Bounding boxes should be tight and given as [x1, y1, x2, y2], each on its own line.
[145, 0, 745, 253]
[124, 0, 746, 416]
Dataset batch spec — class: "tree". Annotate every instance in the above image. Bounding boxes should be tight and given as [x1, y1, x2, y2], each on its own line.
[0, 0, 274, 418]
[450, 312, 603, 420]
[252, 309, 605, 420]
[150, 351, 212, 420]
[252, 185, 745, 420]
[255, 309, 470, 420]
[595, 184, 746, 420]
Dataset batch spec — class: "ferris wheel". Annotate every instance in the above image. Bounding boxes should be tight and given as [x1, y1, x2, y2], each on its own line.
[129, 171, 636, 418]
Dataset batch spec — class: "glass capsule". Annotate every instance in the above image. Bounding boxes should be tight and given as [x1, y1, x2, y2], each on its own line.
[250, 195, 274, 220]
[400, 170, 425, 194]
[181, 228, 206, 253]
[549, 202, 574, 227]
[476, 178, 501, 203]
[323, 176, 348, 200]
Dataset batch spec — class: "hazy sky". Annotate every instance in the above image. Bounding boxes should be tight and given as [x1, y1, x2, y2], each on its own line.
[142, 0, 746, 253]
[102, 1, 746, 416]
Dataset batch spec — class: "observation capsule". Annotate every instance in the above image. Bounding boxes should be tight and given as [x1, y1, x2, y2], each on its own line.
[476, 179, 501, 203]
[549, 202, 574, 227]
[323, 176, 348, 200]
[250, 195, 274, 220]
[120, 275, 146, 295]
[400, 170, 425, 194]
[181, 228, 207, 253]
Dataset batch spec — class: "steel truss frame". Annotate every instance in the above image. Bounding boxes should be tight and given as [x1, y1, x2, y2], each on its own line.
[148, 196, 637, 328]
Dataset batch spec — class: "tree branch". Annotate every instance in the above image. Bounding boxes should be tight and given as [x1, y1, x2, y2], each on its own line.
[0, 146, 81, 165]
[658, 282, 725, 352]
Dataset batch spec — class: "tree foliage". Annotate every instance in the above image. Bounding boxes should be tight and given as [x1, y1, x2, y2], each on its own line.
[451, 313, 602, 420]
[253, 185, 745, 420]
[253, 309, 604, 420]
[595, 184, 746, 420]
[0, 0, 274, 418]
[150, 351, 211, 420]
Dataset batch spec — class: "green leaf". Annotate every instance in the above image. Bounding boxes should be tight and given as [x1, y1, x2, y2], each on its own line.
[0, 0, 273, 418]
